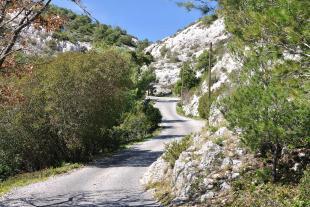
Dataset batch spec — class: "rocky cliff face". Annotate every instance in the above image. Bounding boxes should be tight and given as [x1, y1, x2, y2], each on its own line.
[146, 18, 231, 95]
[20, 25, 92, 55]
[141, 108, 256, 206]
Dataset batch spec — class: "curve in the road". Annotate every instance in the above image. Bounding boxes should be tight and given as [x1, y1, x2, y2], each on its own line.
[0, 97, 205, 207]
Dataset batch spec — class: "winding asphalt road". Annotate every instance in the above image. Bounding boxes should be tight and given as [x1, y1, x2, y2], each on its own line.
[0, 97, 204, 207]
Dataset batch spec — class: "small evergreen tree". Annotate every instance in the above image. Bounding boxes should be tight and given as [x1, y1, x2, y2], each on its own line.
[223, 73, 309, 182]
[174, 62, 198, 95]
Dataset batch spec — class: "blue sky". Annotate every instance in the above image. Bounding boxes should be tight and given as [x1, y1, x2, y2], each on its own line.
[51, 0, 203, 42]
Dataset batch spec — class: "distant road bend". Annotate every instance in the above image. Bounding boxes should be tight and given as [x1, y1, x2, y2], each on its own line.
[0, 97, 204, 207]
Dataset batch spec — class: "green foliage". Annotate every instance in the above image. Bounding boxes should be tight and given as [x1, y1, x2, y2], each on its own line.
[130, 51, 153, 67]
[198, 86, 225, 119]
[198, 93, 212, 119]
[49, 5, 137, 47]
[229, 167, 310, 207]
[142, 99, 162, 131]
[220, 0, 310, 58]
[212, 136, 225, 146]
[110, 100, 162, 145]
[218, 0, 310, 182]
[174, 62, 199, 95]
[223, 79, 309, 151]
[195, 49, 216, 71]
[177, 1, 216, 14]
[137, 39, 151, 51]
[222, 61, 309, 181]
[298, 168, 310, 202]
[46, 40, 58, 50]
[200, 14, 218, 27]
[168, 51, 181, 63]
[0, 50, 140, 179]
[163, 135, 193, 168]
[136, 68, 156, 98]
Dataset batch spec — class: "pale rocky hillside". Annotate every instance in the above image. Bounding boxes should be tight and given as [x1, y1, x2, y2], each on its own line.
[146, 18, 232, 96]
[20, 25, 92, 54]
[146, 17, 243, 118]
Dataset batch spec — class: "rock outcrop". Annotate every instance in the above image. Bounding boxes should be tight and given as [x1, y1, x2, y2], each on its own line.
[142, 124, 256, 206]
[146, 18, 230, 95]
[20, 25, 92, 54]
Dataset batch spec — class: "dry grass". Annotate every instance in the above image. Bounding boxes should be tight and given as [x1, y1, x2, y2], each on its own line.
[0, 163, 82, 196]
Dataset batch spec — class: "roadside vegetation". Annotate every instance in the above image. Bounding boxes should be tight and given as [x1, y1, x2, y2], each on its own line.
[163, 135, 193, 168]
[0, 163, 81, 196]
[0, 1, 162, 186]
[0, 48, 160, 183]
[161, 0, 309, 206]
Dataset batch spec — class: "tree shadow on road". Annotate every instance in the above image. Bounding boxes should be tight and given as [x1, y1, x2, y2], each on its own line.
[1, 190, 161, 207]
[161, 119, 187, 123]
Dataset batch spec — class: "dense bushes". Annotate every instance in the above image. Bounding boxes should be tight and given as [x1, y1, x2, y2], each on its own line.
[0, 49, 159, 180]
[110, 100, 162, 145]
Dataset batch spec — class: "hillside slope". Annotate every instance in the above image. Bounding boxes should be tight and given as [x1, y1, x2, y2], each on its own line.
[141, 9, 309, 206]
[146, 18, 234, 96]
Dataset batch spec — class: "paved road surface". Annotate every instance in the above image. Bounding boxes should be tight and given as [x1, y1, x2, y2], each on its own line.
[0, 97, 204, 207]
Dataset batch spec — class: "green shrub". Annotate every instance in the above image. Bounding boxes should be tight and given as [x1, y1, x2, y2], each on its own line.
[109, 112, 151, 145]
[0, 50, 135, 177]
[229, 168, 310, 207]
[110, 100, 161, 145]
[298, 168, 310, 202]
[195, 49, 216, 71]
[142, 99, 162, 131]
[198, 93, 212, 119]
[173, 62, 199, 95]
[200, 14, 218, 27]
[198, 86, 227, 119]
[213, 136, 226, 146]
[160, 46, 169, 57]
[118, 35, 135, 47]
[46, 40, 58, 50]
[163, 135, 193, 168]
[50, 5, 138, 47]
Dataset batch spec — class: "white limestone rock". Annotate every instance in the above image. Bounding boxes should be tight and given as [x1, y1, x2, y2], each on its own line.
[146, 18, 230, 95]
[140, 157, 170, 186]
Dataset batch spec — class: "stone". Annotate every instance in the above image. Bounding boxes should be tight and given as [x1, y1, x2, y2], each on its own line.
[211, 173, 222, 180]
[220, 182, 231, 191]
[203, 178, 214, 186]
[214, 127, 230, 137]
[200, 192, 215, 202]
[232, 160, 242, 172]
[235, 149, 244, 156]
[206, 184, 214, 190]
[231, 173, 240, 179]
[221, 157, 233, 169]
[140, 157, 169, 186]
